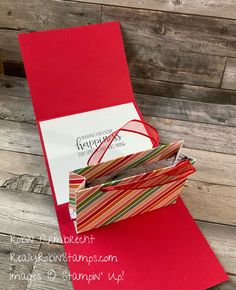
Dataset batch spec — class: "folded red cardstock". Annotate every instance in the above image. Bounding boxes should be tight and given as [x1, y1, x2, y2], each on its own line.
[19, 22, 228, 289]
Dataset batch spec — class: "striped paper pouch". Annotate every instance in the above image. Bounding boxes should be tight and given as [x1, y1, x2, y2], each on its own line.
[69, 120, 196, 234]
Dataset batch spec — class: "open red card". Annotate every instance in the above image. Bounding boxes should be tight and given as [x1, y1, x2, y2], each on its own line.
[19, 22, 228, 289]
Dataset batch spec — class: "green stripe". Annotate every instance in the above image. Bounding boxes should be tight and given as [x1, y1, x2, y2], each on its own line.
[126, 145, 167, 169]
[73, 165, 92, 174]
[76, 186, 108, 213]
[69, 198, 76, 205]
[103, 185, 161, 226]
[76, 179, 122, 213]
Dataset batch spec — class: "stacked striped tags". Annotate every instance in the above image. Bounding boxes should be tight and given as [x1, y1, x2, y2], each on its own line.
[69, 140, 195, 234]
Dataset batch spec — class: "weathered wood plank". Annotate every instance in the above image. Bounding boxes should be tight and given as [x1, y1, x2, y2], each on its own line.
[0, 30, 225, 88]
[2, 1, 236, 58]
[103, 5, 236, 58]
[0, 1, 101, 61]
[0, 188, 59, 240]
[198, 221, 236, 276]
[0, 233, 41, 290]
[183, 147, 236, 187]
[1, 75, 235, 128]
[0, 92, 35, 124]
[136, 94, 236, 126]
[0, 75, 29, 97]
[0, 0, 101, 31]
[1, 5, 230, 87]
[182, 180, 236, 226]
[132, 77, 236, 105]
[145, 116, 236, 154]
[126, 44, 226, 88]
[0, 29, 22, 62]
[222, 58, 236, 90]
[83, 0, 236, 20]
[26, 242, 73, 290]
[102, 6, 229, 87]
[0, 150, 50, 194]
[0, 119, 42, 155]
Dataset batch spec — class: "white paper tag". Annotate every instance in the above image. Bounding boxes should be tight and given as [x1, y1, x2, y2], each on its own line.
[39, 102, 152, 205]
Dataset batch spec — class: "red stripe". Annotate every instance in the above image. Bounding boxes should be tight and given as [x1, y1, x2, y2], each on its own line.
[70, 179, 84, 184]
[138, 179, 185, 214]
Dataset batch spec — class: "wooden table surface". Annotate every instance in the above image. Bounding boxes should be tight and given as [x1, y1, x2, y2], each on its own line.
[0, 75, 235, 289]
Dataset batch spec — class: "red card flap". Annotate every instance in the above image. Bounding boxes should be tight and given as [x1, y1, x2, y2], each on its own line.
[18, 21, 135, 121]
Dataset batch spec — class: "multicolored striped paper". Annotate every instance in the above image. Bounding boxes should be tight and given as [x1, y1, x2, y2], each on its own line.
[69, 140, 195, 233]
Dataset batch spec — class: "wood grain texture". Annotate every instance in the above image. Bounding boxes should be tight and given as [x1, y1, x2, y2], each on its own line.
[136, 93, 236, 126]
[0, 0, 101, 62]
[0, 0, 101, 31]
[0, 233, 41, 290]
[1, 75, 235, 129]
[102, 5, 230, 87]
[183, 147, 236, 187]
[145, 116, 236, 154]
[0, 150, 49, 194]
[0, 29, 22, 62]
[0, 31, 226, 87]
[2, 1, 236, 58]
[222, 58, 236, 90]
[103, 5, 236, 58]
[126, 44, 226, 87]
[199, 221, 236, 276]
[0, 92, 35, 123]
[0, 75, 29, 97]
[1, 3, 234, 88]
[132, 77, 236, 105]
[26, 242, 73, 290]
[80, 0, 236, 20]
[182, 180, 236, 226]
[0, 188, 58, 240]
[0, 119, 41, 155]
